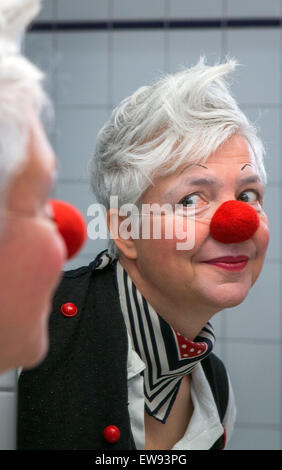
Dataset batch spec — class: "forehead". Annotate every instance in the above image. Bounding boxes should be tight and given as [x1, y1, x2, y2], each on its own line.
[173, 134, 258, 181]
[204, 134, 252, 166]
[142, 135, 260, 203]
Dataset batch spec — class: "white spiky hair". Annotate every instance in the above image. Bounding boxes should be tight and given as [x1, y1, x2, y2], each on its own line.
[0, 0, 40, 42]
[0, 0, 49, 197]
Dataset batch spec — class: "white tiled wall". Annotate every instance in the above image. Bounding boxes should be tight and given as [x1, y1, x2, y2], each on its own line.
[56, 32, 110, 106]
[0, 371, 17, 449]
[1, 0, 281, 450]
[167, 29, 222, 72]
[112, 0, 166, 19]
[225, 0, 281, 18]
[169, 0, 223, 18]
[225, 29, 281, 106]
[56, 0, 110, 20]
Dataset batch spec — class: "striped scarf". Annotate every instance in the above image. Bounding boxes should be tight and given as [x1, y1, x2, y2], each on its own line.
[115, 259, 216, 424]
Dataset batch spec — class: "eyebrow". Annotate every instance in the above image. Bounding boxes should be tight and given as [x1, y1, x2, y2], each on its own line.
[194, 162, 254, 171]
[182, 162, 261, 185]
[241, 163, 252, 171]
[182, 173, 262, 188]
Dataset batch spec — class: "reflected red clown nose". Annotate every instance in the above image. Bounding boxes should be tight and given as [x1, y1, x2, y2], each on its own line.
[49, 199, 87, 259]
[210, 200, 259, 244]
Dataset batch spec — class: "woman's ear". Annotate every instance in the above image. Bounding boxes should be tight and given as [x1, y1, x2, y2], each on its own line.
[107, 208, 138, 260]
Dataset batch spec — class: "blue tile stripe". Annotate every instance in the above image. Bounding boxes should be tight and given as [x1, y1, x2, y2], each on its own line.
[28, 18, 282, 32]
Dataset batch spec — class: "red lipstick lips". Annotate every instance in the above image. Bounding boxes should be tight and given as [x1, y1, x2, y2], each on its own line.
[203, 255, 249, 272]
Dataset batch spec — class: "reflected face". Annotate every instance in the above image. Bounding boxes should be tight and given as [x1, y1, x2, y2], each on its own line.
[0, 111, 67, 372]
[133, 134, 269, 314]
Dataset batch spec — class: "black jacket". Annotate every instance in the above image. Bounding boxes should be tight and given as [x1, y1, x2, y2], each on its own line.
[17, 256, 229, 450]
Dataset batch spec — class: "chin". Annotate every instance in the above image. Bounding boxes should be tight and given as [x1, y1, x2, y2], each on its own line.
[203, 282, 251, 310]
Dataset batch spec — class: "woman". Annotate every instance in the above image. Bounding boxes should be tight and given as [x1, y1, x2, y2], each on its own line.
[18, 59, 269, 450]
[0, 0, 67, 373]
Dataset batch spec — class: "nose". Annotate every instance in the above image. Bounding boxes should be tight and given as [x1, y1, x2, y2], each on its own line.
[210, 200, 259, 244]
[48, 199, 87, 259]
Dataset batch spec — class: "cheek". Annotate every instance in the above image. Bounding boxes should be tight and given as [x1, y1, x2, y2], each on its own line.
[3, 219, 66, 304]
[171, 216, 209, 255]
[0, 220, 66, 369]
[29, 222, 67, 293]
[137, 215, 208, 267]
[256, 213, 270, 255]
[251, 215, 269, 285]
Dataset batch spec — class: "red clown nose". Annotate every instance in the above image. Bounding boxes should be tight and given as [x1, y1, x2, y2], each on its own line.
[210, 200, 259, 244]
[49, 199, 87, 259]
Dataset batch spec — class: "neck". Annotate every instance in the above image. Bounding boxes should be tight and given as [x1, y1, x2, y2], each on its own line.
[119, 255, 220, 341]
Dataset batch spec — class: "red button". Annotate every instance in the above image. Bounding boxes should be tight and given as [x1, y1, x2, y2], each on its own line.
[103, 425, 120, 443]
[60, 302, 78, 317]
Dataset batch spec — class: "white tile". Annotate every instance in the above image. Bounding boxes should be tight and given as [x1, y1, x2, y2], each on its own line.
[64, 254, 93, 271]
[37, 0, 55, 21]
[226, 29, 280, 106]
[0, 392, 16, 450]
[112, 0, 165, 19]
[242, 107, 281, 184]
[24, 32, 57, 145]
[210, 310, 225, 339]
[25, 32, 55, 100]
[55, 107, 110, 180]
[226, 0, 281, 18]
[56, 32, 109, 106]
[263, 185, 281, 261]
[225, 342, 280, 425]
[228, 425, 281, 450]
[225, 262, 280, 340]
[0, 370, 17, 389]
[168, 29, 222, 73]
[169, 0, 223, 18]
[57, 0, 110, 20]
[112, 31, 166, 104]
[212, 339, 226, 362]
[55, 181, 108, 256]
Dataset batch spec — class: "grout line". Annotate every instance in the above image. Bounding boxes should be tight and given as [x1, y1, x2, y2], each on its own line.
[240, 103, 282, 109]
[53, 102, 282, 111]
[51, 0, 58, 154]
[55, 103, 113, 110]
[221, 0, 228, 61]
[0, 388, 17, 393]
[216, 337, 282, 345]
[278, 0, 282, 451]
[279, 3, 282, 451]
[234, 422, 281, 430]
[108, 0, 113, 107]
[55, 177, 282, 186]
[71, 253, 95, 259]
[164, 0, 170, 72]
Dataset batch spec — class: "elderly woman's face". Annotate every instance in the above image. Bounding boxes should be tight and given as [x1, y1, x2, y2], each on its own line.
[0, 111, 66, 372]
[134, 134, 269, 313]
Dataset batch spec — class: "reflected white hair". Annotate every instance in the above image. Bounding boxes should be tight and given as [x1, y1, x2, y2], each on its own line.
[0, 0, 49, 196]
[90, 58, 267, 259]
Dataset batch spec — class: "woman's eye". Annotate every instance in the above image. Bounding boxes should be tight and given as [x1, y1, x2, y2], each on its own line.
[237, 190, 259, 203]
[179, 194, 203, 206]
